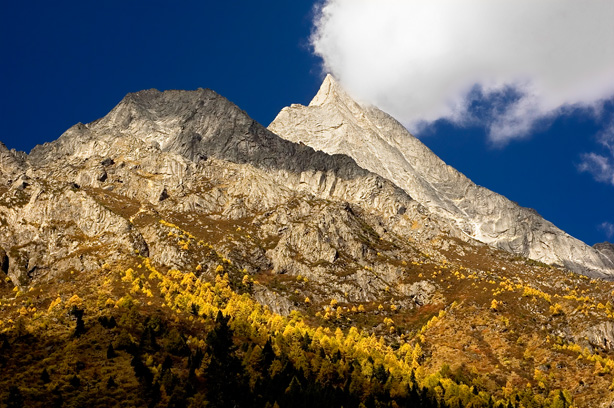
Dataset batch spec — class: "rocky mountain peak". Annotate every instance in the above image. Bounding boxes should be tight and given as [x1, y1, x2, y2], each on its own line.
[270, 76, 614, 278]
[309, 74, 354, 108]
[2, 84, 436, 286]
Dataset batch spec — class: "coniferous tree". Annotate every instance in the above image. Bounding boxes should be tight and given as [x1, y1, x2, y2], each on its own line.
[262, 338, 276, 369]
[98, 315, 117, 329]
[41, 368, 51, 384]
[188, 348, 204, 381]
[140, 326, 159, 352]
[70, 307, 86, 337]
[5, 386, 23, 408]
[69, 374, 80, 388]
[205, 311, 248, 408]
[285, 376, 302, 402]
[166, 328, 189, 356]
[162, 354, 173, 372]
[107, 376, 117, 389]
[131, 354, 153, 386]
[107, 343, 117, 359]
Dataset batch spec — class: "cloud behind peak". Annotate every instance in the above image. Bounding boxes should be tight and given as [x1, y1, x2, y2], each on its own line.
[311, 0, 614, 143]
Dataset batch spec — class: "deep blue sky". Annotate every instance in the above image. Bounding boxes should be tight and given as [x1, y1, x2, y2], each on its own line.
[1, 1, 612, 246]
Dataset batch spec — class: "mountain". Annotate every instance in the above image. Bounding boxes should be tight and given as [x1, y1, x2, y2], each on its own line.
[3, 87, 451, 288]
[269, 75, 614, 279]
[1, 80, 614, 407]
[595, 242, 614, 264]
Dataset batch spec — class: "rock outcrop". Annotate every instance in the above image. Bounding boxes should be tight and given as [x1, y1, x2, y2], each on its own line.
[29, 88, 417, 218]
[595, 242, 614, 265]
[585, 321, 614, 351]
[0, 88, 451, 288]
[0, 142, 26, 185]
[1, 79, 611, 293]
[269, 75, 614, 278]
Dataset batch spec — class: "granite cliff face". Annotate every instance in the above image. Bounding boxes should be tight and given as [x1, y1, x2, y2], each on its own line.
[0, 142, 27, 185]
[595, 242, 614, 265]
[0, 87, 457, 299]
[28, 88, 416, 217]
[269, 75, 614, 278]
[1, 78, 612, 288]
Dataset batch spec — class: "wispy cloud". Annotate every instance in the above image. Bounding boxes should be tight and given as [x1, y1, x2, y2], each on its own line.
[599, 222, 614, 239]
[311, 0, 614, 144]
[578, 121, 614, 186]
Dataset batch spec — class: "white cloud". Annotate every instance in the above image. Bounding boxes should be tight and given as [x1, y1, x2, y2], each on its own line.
[311, 0, 614, 143]
[598, 124, 614, 157]
[578, 121, 614, 185]
[599, 222, 614, 239]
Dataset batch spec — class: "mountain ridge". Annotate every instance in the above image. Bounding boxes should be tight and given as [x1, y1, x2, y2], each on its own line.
[269, 75, 614, 278]
[1, 86, 458, 288]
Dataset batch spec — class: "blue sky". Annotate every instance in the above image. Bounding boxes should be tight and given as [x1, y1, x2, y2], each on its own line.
[1, 1, 612, 246]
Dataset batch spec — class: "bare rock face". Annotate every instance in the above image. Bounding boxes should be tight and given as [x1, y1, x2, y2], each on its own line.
[0, 182, 148, 285]
[595, 242, 614, 265]
[0, 142, 26, 186]
[269, 75, 614, 278]
[0, 87, 452, 288]
[252, 284, 296, 315]
[29, 88, 415, 218]
[584, 321, 614, 351]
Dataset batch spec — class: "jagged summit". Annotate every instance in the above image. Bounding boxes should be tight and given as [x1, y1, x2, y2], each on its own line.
[32, 87, 365, 175]
[27, 88, 415, 213]
[1, 85, 432, 285]
[9, 80, 614, 278]
[270, 76, 614, 278]
[309, 74, 353, 107]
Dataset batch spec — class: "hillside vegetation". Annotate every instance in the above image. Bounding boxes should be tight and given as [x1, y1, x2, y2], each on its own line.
[1, 215, 613, 407]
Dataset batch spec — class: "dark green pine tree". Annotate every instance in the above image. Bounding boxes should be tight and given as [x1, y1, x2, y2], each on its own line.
[140, 326, 159, 352]
[188, 348, 204, 381]
[70, 307, 86, 337]
[204, 311, 248, 408]
[261, 338, 276, 370]
[69, 375, 80, 388]
[41, 368, 51, 384]
[5, 386, 23, 408]
[106, 376, 117, 389]
[162, 354, 173, 372]
[131, 354, 153, 387]
[285, 375, 302, 401]
[107, 343, 117, 359]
